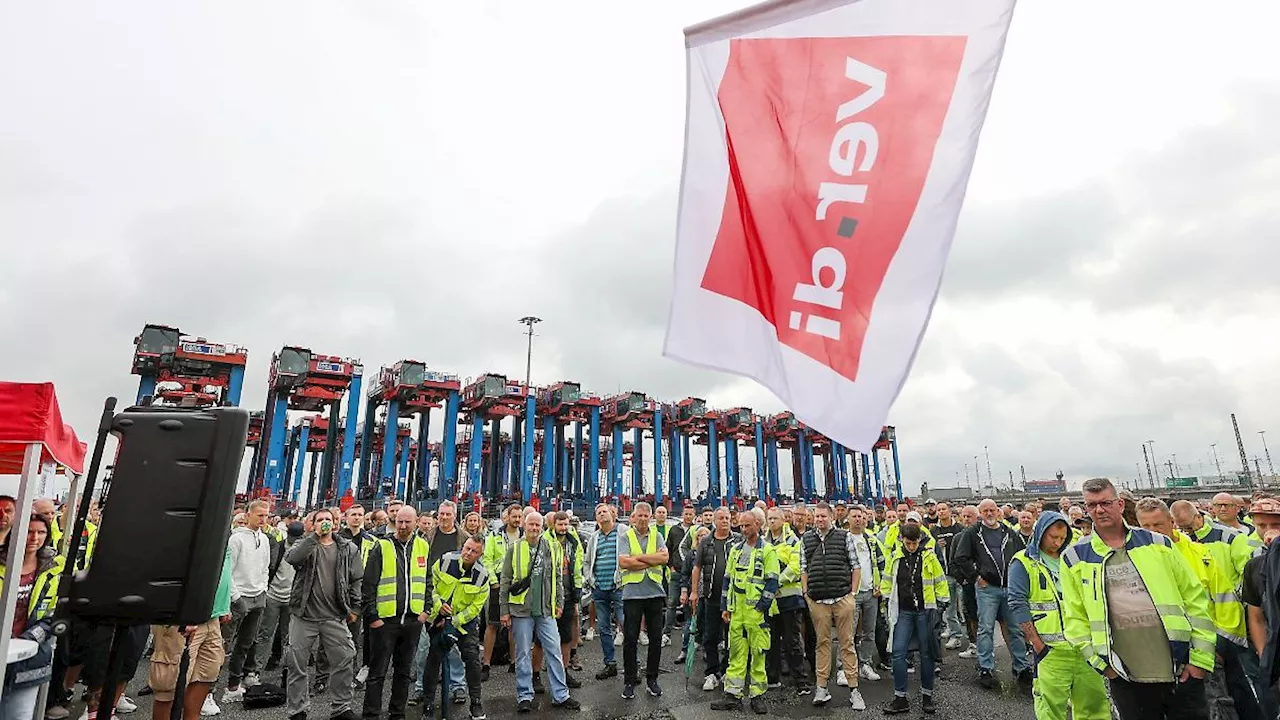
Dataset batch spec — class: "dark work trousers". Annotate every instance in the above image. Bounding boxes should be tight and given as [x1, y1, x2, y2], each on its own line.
[874, 600, 892, 667]
[317, 616, 364, 685]
[766, 607, 809, 688]
[1110, 677, 1210, 720]
[801, 606, 817, 677]
[225, 593, 266, 687]
[423, 619, 483, 704]
[623, 596, 665, 684]
[701, 599, 728, 677]
[362, 615, 424, 720]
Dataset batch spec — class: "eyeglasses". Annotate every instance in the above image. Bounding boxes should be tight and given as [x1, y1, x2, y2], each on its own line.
[1084, 499, 1119, 511]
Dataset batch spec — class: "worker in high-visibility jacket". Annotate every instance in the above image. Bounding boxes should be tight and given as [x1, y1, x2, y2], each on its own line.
[361, 506, 432, 720]
[1008, 511, 1108, 720]
[1061, 479, 1215, 720]
[1169, 500, 1271, 720]
[763, 506, 809, 694]
[480, 503, 524, 678]
[880, 513, 935, 551]
[421, 535, 491, 719]
[879, 523, 948, 715]
[711, 508, 779, 715]
[2, 513, 64, 711]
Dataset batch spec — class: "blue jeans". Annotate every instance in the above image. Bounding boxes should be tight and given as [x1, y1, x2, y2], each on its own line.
[976, 583, 1030, 673]
[943, 578, 968, 648]
[591, 587, 625, 667]
[513, 616, 569, 703]
[892, 610, 936, 696]
[414, 629, 465, 695]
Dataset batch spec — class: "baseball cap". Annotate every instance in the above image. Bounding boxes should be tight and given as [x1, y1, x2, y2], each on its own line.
[1249, 497, 1280, 517]
[835, 500, 847, 507]
[905, 511, 923, 523]
[925, 498, 937, 505]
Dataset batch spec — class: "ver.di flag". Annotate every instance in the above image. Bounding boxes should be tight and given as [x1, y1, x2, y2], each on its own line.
[663, 0, 1017, 452]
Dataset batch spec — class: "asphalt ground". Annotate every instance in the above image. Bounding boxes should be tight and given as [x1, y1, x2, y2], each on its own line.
[73, 625, 1034, 720]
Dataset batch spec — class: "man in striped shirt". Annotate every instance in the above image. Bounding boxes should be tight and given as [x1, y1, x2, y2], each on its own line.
[585, 504, 625, 680]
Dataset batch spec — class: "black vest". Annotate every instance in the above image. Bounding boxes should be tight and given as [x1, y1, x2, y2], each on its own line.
[802, 528, 853, 601]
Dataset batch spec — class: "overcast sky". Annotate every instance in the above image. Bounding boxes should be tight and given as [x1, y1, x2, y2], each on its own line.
[3, 0, 1279, 499]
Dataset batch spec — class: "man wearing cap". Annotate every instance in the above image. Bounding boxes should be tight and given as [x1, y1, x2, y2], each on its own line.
[1236, 497, 1280, 719]
[923, 500, 939, 527]
[881, 511, 934, 552]
[834, 501, 850, 530]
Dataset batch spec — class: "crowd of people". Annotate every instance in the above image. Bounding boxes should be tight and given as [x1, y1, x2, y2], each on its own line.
[4, 481, 1280, 720]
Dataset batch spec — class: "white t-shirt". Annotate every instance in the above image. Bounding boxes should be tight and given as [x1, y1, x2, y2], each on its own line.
[851, 533, 874, 592]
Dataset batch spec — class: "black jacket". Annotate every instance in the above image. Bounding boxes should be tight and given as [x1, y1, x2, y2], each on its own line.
[285, 533, 362, 617]
[951, 522, 1025, 587]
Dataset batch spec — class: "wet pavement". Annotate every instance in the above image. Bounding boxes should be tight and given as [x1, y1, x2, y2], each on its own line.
[92, 631, 1033, 720]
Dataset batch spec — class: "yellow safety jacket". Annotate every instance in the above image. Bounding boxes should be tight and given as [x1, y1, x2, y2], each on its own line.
[764, 530, 802, 611]
[1061, 528, 1216, 677]
[1011, 550, 1067, 646]
[0, 555, 64, 625]
[483, 528, 520, 586]
[428, 551, 491, 634]
[621, 527, 664, 587]
[1190, 522, 1249, 646]
[374, 536, 430, 619]
[508, 537, 564, 608]
[725, 537, 780, 615]
[879, 545, 949, 609]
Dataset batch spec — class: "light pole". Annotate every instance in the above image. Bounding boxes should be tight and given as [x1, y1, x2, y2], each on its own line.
[1171, 453, 1180, 477]
[1146, 440, 1161, 484]
[518, 316, 542, 388]
[974, 455, 980, 490]
[984, 445, 993, 487]
[1260, 431, 1275, 478]
[1211, 443, 1224, 479]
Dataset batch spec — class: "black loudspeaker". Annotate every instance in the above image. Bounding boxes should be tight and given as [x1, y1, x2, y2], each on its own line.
[65, 406, 249, 625]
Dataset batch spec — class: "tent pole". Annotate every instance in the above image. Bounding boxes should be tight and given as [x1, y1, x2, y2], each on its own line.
[0, 442, 43, 705]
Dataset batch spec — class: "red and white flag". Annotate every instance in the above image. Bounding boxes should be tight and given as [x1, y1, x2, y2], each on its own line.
[663, 0, 1016, 452]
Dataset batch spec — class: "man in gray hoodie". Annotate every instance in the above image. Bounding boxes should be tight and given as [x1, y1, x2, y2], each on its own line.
[500, 510, 580, 713]
[222, 499, 272, 702]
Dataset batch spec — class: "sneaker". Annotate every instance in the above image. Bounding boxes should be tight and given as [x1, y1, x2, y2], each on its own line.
[481, 665, 491, 682]
[711, 697, 743, 711]
[768, 682, 782, 689]
[703, 674, 720, 691]
[452, 687, 469, 704]
[978, 669, 995, 689]
[639, 633, 650, 646]
[647, 678, 662, 697]
[585, 628, 596, 641]
[220, 687, 245, 704]
[242, 673, 262, 688]
[200, 695, 221, 717]
[957, 648, 977, 659]
[356, 666, 369, 684]
[849, 689, 866, 711]
[470, 701, 486, 720]
[750, 697, 767, 715]
[907, 664, 916, 674]
[796, 684, 812, 697]
[622, 683, 636, 699]
[661, 634, 671, 648]
[614, 632, 623, 647]
[860, 664, 881, 682]
[884, 695, 910, 715]
[836, 670, 850, 687]
[516, 699, 533, 713]
[565, 673, 582, 689]
[46, 707, 71, 720]
[922, 694, 937, 715]
[674, 652, 686, 664]
[812, 687, 832, 706]
[596, 664, 618, 680]
[551, 697, 581, 710]
[116, 696, 138, 714]
[407, 691, 423, 707]
[945, 637, 963, 650]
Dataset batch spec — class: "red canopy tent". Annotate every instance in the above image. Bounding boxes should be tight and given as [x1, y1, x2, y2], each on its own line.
[0, 382, 87, 475]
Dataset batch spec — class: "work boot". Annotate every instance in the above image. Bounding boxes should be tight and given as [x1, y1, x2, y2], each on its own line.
[565, 673, 582, 689]
[595, 664, 618, 680]
[551, 697, 581, 710]
[883, 696, 910, 715]
[470, 701, 486, 720]
[750, 697, 767, 715]
[922, 694, 937, 715]
[711, 696, 743, 712]
[977, 669, 995, 689]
